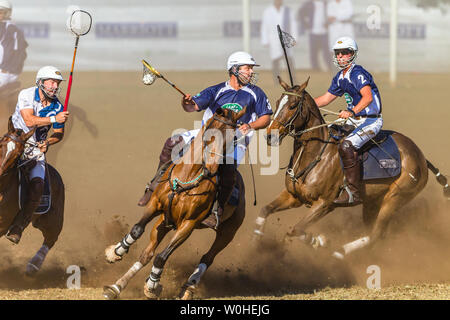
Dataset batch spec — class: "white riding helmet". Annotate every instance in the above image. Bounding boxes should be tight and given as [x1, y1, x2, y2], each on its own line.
[227, 51, 260, 85]
[0, 0, 12, 20]
[332, 36, 358, 70]
[226, 51, 259, 71]
[36, 66, 64, 99]
[36, 66, 64, 83]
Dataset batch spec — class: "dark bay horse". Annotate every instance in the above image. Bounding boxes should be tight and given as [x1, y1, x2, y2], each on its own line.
[254, 77, 449, 258]
[0, 117, 65, 275]
[104, 107, 247, 300]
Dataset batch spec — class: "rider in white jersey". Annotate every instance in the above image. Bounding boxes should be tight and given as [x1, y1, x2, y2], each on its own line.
[6, 66, 69, 244]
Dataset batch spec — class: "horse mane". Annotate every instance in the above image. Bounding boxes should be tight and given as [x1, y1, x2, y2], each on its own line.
[303, 89, 325, 125]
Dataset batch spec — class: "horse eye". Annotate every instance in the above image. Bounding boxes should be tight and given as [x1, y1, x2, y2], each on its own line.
[289, 103, 297, 110]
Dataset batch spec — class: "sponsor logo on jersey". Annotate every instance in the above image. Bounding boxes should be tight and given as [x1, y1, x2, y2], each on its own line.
[221, 103, 243, 113]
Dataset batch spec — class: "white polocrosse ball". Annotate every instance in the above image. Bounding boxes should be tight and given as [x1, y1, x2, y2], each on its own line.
[142, 73, 156, 85]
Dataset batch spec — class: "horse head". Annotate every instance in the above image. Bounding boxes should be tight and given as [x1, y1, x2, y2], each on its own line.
[201, 106, 247, 165]
[0, 117, 36, 176]
[266, 76, 322, 146]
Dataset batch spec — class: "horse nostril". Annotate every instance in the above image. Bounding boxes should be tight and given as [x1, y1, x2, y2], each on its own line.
[265, 134, 271, 141]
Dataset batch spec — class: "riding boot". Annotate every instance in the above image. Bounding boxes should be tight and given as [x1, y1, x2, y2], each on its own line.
[333, 140, 362, 206]
[6, 177, 44, 244]
[202, 163, 237, 229]
[137, 161, 170, 207]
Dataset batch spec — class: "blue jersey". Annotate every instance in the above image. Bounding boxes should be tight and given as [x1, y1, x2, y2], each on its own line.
[328, 64, 382, 117]
[192, 81, 273, 126]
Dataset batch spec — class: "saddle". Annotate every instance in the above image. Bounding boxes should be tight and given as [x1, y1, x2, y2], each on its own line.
[331, 126, 402, 180]
[201, 179, 240, 229]
[18, 163, 52, 215]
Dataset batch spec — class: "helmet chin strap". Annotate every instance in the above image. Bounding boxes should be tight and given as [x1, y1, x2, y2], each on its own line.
[37, 80, 59, 100]
[231, 65, 257, 86]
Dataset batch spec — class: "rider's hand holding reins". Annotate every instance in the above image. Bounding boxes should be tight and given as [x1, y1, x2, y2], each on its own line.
[37, 140, 49, 153]
[338, 109, 354, 119]
[238, 123, 252, 135]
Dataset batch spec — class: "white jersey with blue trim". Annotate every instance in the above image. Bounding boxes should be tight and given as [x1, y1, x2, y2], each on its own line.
[328, 63, 382, 117]
[11, 86, 65, 160]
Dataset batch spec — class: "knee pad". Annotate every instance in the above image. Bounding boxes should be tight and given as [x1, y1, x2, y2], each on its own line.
[338, 140, 355, 156]
[160, 135, 183, 163]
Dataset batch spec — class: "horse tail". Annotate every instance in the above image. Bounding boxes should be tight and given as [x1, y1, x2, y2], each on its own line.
[426, 160, 450, 199]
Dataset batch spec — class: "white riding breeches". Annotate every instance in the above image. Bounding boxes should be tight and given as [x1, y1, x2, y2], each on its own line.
[30, 160, 46, 180]
[179, 128, 249, 166]
[345, 116, 383, 150]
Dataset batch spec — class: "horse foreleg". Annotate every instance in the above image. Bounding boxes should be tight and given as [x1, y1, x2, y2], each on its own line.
[26, 206, 64, 277]
[286, 199, 333, 249]
[105, 199, 161, 263]
[103, 215, 169, 300]
[144, 219, 197, 299]
[253, 189, 302, 240]
[180, 203, 245, 300]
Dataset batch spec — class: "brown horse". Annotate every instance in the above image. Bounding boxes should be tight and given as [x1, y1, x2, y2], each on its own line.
[0, 117, 65, 276]
[253, 77, 449, 258]
[104, 107, 247, 300]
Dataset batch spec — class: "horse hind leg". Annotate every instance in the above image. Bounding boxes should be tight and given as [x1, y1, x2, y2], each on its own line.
[144, 219, 197, 299]
[103, 215, 169, 300]
[180, 201, 245, 300]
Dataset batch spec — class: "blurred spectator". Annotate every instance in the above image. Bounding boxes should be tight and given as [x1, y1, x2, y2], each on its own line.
[0, 0, 27, 90]
[297, 0, 332, 71]
[261, 0, 298, 85]
[0, 0, 27, 133]
[327, 0, 354, 50]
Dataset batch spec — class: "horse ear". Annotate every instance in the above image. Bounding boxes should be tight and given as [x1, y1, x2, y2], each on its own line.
[233, 106, 247, 122]
[8, 116, 14, 133]
[21, 127, 36, 142]
[278, 76, 290, 91]
[216, 107, 224, 116]
[298, 76, 310, 92]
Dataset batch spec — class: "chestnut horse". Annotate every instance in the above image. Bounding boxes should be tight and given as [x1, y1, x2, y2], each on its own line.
[254, 77, 449, 258]
[104, 107, 247, 300]
[0, 117, 65, 276]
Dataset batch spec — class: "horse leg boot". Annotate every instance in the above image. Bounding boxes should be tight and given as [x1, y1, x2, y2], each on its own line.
[333, 140, 362, 206]
[137, 135, 184, 206]
[202, 163, 236, 229]
[6, 177, 44, 244]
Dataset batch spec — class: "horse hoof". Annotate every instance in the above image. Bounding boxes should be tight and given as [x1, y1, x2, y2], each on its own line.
[25, 263, 40, 277]
[103, 285, 121, 300]
[144, 283, 162, 299]
[105, 245, 122, 263]
[179, 285, 195, 300]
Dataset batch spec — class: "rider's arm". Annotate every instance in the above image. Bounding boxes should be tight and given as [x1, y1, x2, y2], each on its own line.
[314, 92, 337, 107]
[20, 109, 68, 127]
[249, 114, 270, 130]
[351, 85, 373, 115]
[181, 94, 200, 112]
[45, 128, 64, 146]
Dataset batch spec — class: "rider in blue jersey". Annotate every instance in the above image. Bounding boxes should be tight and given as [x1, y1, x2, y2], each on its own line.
[138, 52, 272, 228]
[314, 37, 383, 206]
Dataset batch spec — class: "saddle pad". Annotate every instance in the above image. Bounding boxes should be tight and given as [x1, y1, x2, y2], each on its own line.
[19, 167, 52, 215]
[362, 134, 401, 180]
